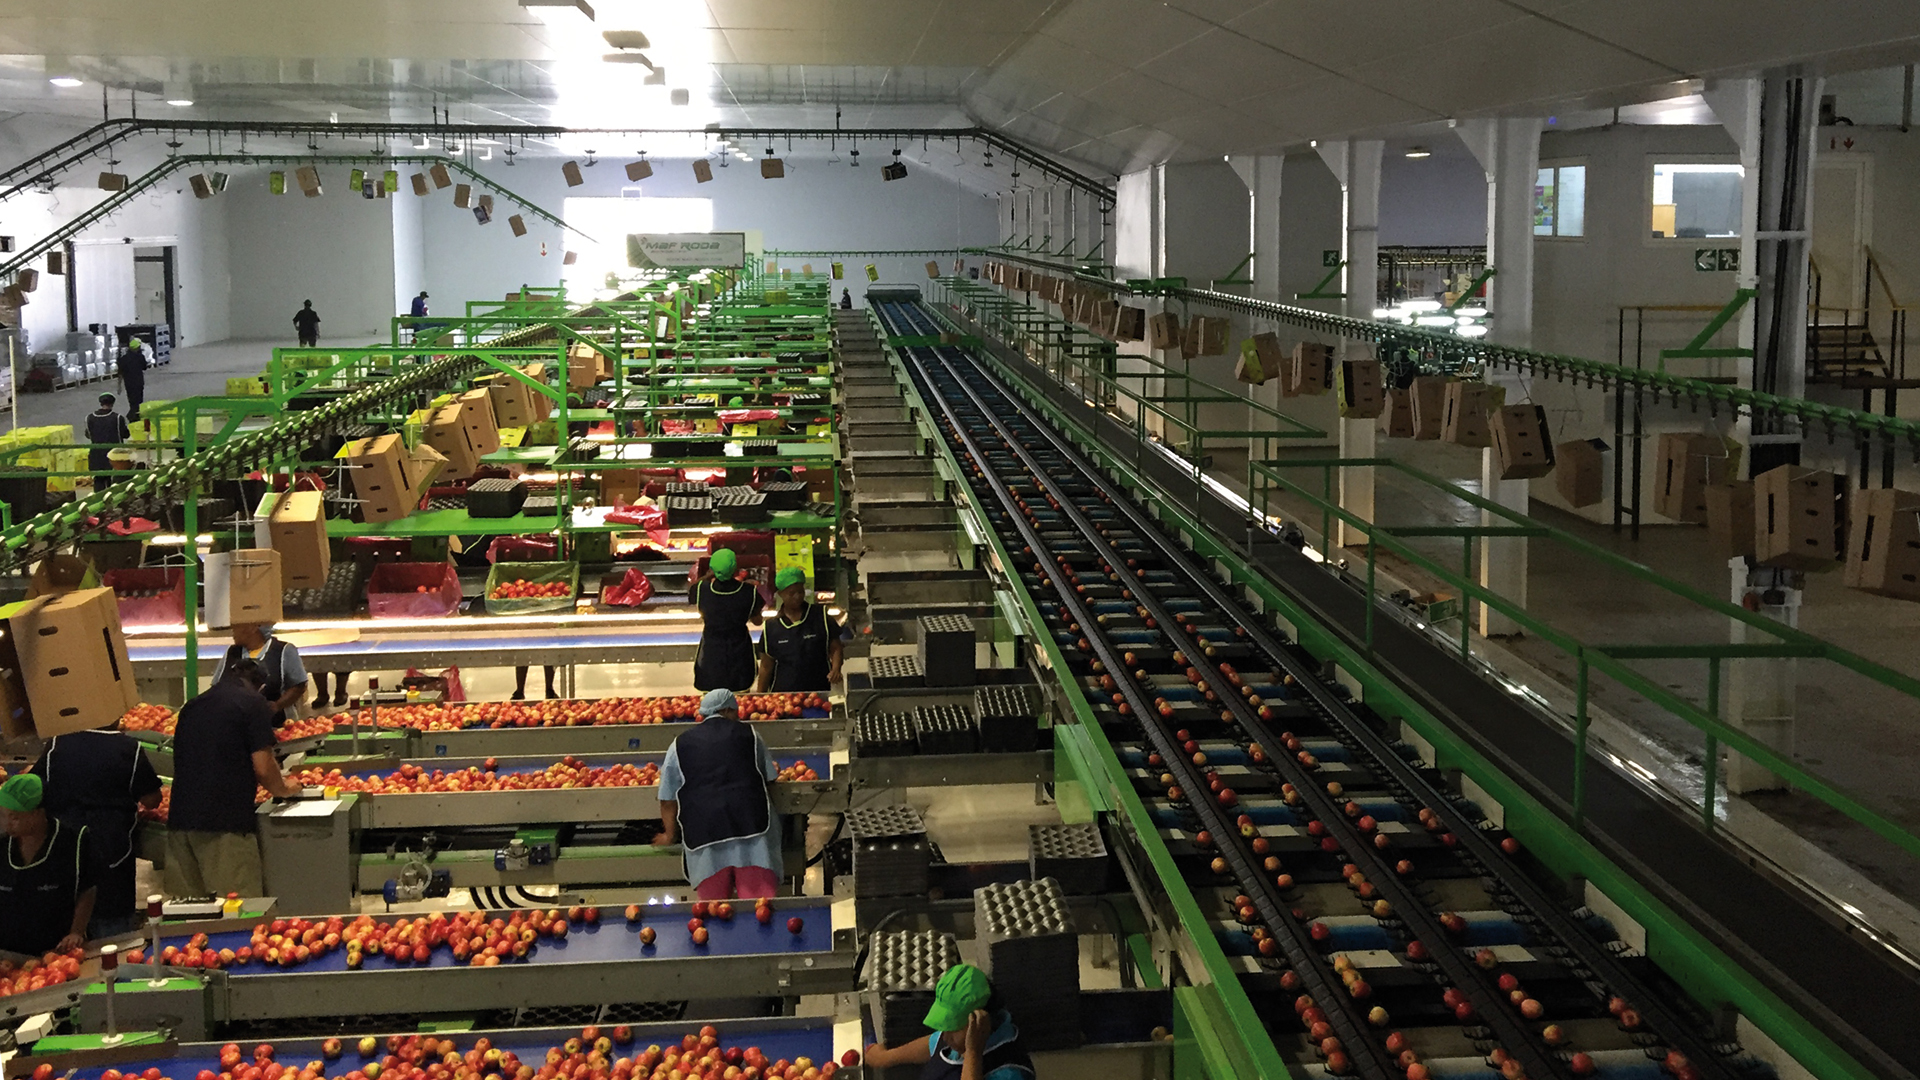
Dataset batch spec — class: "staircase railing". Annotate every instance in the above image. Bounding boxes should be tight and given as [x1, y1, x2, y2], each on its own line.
[1864, 246, 1909, 382]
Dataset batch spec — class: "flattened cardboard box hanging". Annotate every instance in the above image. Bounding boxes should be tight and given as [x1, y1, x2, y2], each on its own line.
[925, 261, 941, 280]
[1251, 333, 1287, 381]
[1287, 341, 1331, 396]
[1149, 312, 1181, 350]
[1754, 464, 1845, 570]
[1407, 376, 1448, 439]
[1115, 306, 1147, 342]
[1705, 480, 1755, 560]
[0, 588, 140, 740]
[760, 158, 785, 179]
[411, 173, 430, 196]
[1490, 404, 1556, 479]
[429, 163, 452, 189]
[1845, 487, 1920, 600]
[1337, 359, 1384, 419]
[1377, 387, 1415, 438]
[562, 160, 585, 187]
[1555, 438, 1609, 509]
[692, 159, 713, 183]
[1653, 433, 1729, 523]
[1234, 339, 1269, 385]
[453, 183, 472, 209]
[268, 490, 330, 589]
[228, 549, 285, 626]
[1440, 380, 1498, 448]
[626, 160, 653, 181]
[509, 214, 528, 237]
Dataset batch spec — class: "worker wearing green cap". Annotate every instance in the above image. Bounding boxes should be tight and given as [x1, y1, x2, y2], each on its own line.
[862, 963, 1035, 1079]
[690, 547, 762, 692]
[0, 773, 102, 956]
[754, 565, 842, 692]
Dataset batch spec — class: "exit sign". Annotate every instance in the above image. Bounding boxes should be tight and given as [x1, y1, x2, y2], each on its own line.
[1322, 249, 1341, 267]
[1694, 248, 1739, 272]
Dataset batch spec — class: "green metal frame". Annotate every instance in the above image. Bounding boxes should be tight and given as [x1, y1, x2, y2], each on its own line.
[1659, 289, 1757, 365]
[1294, 261, 1346, 300]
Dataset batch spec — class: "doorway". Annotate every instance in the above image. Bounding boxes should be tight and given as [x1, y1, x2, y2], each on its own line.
[132, 246, 176, 332]
[1810, 157, 1871, 310]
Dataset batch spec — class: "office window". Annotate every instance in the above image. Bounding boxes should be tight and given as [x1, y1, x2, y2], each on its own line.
[1534, 163, 1586, 238]
[1650, 161, 1743, 239]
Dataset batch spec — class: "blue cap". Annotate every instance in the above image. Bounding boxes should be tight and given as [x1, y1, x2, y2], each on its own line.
[699, 688, 738, 717]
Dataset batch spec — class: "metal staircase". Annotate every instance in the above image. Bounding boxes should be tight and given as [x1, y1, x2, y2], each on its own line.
[1807, 248, 1911, 388]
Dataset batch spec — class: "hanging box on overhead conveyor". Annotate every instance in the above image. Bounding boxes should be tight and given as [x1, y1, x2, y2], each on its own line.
[484, 363, 551, 428]
[345, 433, 447, 523]
[227, 548, 285, 625]
[424, 405, 484, 480]
[0, 587, 140, 740]
[267, 490, 331, 588]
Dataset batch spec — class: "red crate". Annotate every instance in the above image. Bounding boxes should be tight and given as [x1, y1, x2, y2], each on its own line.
[367, 562, 463, 619]
[103, 567, 187, 628]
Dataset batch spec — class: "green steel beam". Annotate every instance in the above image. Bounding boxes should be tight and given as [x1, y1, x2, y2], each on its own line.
[1294, 261, 1346, 300]
[1442, 267, 1496, 312]
[1660, 289, 1756, 362]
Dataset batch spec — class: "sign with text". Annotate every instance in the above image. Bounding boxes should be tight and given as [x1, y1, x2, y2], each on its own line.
[626, 232, 748, 269]
[1694, 248, 1739, 272]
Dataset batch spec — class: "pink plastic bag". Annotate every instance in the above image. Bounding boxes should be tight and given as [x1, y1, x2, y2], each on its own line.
[404, 666, 467, 703]
[607, 504, 670, 544]
[601, 568, 656, 607]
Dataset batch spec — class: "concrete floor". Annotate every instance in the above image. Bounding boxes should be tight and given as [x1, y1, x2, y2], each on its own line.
[1205, 434, 1920, 944]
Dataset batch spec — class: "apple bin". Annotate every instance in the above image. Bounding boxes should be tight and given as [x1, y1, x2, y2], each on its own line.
[367, 561, 464, 619]
[484, 560, 579, 615]
[103, 566, 187, 628]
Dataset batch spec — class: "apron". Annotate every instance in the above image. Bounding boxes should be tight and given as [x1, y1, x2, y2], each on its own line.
[0, 819, 90, 956]
[225, 639, 290, 725]
[919, 1021, 1034, 1080]
[762, 603, 833, 692]
[671, 716, 773, 879]
[692, 578, 758, 691]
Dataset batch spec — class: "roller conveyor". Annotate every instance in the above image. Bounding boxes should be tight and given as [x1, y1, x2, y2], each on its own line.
[872, 297, 1798, 1080]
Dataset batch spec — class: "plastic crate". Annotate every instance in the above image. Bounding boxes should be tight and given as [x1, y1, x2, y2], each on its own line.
[367, 561, 463, 619]
[103, 567, 186, 628]
[467, 477, 528, 518]
[484, 560, 579, 615]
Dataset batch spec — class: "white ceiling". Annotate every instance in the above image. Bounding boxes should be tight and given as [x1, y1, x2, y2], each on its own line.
[0, 0, 1915, 178]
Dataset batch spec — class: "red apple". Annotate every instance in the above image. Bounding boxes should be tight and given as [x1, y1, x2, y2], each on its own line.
[322, 1040, 343, 1061]
[1569, 1053, 1596, 1077]
[756, 905, 774, 925]
[788, 916, 804, 934]
[625, 904, 642, 923]
[691, 926, 709, 946]
[841, 1051, 860, 1067]
[688, 917, 705, 933]
[715, 903, 735, 921]
[639, 927, 656, 945]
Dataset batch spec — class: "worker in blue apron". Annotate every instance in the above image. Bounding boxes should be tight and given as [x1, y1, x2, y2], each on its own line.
[754, 566, 843, 692]
[690, 548, 761, 692]
[86, 393, 129, 491]
[862, 964, 1036, 1080]
[652, 689, 782, 899]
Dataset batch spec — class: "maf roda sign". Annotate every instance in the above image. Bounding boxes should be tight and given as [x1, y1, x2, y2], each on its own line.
[626, 233, 748, 269]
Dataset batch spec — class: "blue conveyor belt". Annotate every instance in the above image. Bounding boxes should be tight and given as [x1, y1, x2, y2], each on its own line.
[157, 903, 836, 974]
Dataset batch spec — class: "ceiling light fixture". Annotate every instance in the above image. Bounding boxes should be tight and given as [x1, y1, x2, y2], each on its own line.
[1404, 146, 1431, 158]
[167, 97, 194, 107]
[49, 76, 83, 88]
[519, 0, 593, 19]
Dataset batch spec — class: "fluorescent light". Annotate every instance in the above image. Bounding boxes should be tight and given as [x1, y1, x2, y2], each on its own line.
[1454, 306, 1487, 318]
[1405, 146, 1432, 159]
[1455, 324, 1490, 338]
[167, 98, 193, 107]
[1403, 299, 1442, 312]
[1416, 315, 1456, 327]
[1372, 308, 1397, 319]
[1456, 316, 1481, 327]
[49, 76, 83, 88]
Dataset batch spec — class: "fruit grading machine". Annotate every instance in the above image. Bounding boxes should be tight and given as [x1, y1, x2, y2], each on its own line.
[69, 900, 851, 1037]
[862, 295, 1914, 1080]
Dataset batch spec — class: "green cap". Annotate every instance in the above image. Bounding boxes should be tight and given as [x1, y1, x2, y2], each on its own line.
[923, 963, 990, 1032]
[709, 548, 738, 579]
[774, 566, 806, 591]
[728, 396, 746, 407]
[0, 773, 43, 812]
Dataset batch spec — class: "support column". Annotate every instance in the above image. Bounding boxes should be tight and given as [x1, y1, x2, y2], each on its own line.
[1460, 118, 1541, 635]
[1228, 153, 1287, 420]
[1317, 140, 1383, 550]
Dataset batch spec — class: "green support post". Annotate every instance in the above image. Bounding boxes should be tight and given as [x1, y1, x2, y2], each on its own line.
[1296, 261, 1346, 300]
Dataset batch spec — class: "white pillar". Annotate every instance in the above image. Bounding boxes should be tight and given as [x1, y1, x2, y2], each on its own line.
[1317, 140, 1383, 550]
[1229, 152, 1288, 425]
[1459, 118, 1541, 635]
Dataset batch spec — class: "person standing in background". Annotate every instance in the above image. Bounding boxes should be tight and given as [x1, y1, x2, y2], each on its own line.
[292, 300, 321, 347]
[839, 289, 852, 310]
[410, 291, 429, 318]
[117, 337, 148, 421]
[30, 721, 163, 937]
[86, 393, 129, 492]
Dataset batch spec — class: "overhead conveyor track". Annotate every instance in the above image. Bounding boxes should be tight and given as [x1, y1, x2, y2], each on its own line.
[875, 296, 1765, 1080]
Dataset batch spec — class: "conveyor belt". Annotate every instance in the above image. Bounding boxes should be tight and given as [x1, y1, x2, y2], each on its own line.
[129, 629, 704, 675]
[939, 302, 1920, 1080]
[879, 298, 1785, 1080]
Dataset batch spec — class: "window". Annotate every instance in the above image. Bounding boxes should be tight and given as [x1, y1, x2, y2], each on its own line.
[1534, 162, 1586, 238]
[1649, 161, 1743, 239]
[562, 195, 714, 297]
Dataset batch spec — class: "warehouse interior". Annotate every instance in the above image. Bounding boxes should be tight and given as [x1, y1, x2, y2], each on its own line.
[0, 3, 1916, 1080]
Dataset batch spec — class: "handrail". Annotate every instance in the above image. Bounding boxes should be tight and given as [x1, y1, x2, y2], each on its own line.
[1865, 247, 1908, 311]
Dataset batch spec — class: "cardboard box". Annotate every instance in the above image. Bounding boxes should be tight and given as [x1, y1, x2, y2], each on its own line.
[600, 469, 641, 506]
[1115, 306, 1147, 342]
[568, 344, 600, 390]
[1287, 342, 1332, 397]
[1377, 388, 1415, 438]
[429, 163, 452, 189]
[1234, 339, 1270, 385]
[424, 406, 483, 480]
[345, 435, 445, 523]
[228, 549, 285, 625]
[1653, 433, 1730, 524]
[1408, 376, 1448, 440]
[1441, 381, 1498, 448]
[486, 367, 541, 427]
[1182, 316, 1228, 359]
[925, 260, 941, 280]
[508, 214, 527, 237]
[1845, 487, 1920, 600]
[1754, 464, 1845, 570]
[1705, 481, 1756, 560]
[691, 159, 713, 183]
[626, 160, 653, 182]
[562, 160, 585, 187]
[1250, 333, 1286, 380]
[268, 490, 331, 589]
[1555, 438, 1609, 509]
[0, 588, 140, 740]
[456, 389, 501, 456]
[295, 165, 322, 196]
[453, 183, 472, 209]
[1337, 359, 1384, 419]
[410, 173, 429, 196]
[26, 553, 99, 599]
[1490, 404, 1556, 479]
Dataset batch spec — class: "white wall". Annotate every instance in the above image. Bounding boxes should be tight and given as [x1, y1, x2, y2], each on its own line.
[391, 182, 425, 320]
[224, 169, 397, 341]
[0, 178, 231, 353]
[418, 156, 999, 311]
[1380, 144, 1488, 246]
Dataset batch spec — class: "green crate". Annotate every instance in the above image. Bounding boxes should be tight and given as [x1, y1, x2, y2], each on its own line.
[483, 560, 579, 615]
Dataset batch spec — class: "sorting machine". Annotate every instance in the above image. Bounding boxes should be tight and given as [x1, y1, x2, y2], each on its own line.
[857, 294, 1881, 1080]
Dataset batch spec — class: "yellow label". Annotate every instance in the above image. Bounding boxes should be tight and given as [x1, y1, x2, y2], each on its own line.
[775, 532, 813, 586]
